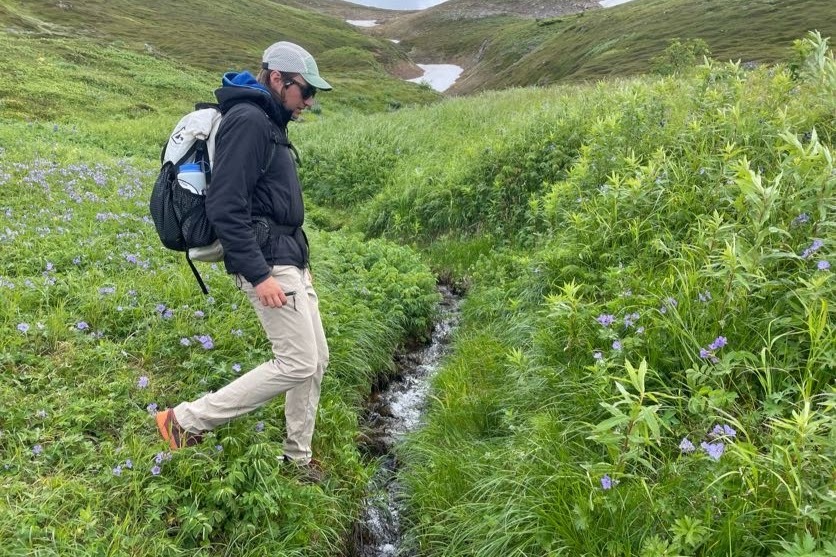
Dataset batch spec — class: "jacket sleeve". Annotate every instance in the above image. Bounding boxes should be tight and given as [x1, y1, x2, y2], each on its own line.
[205, 105, 272, 286]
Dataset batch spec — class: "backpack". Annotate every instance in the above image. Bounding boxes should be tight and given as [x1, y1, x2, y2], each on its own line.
[149, 102, 223, 294]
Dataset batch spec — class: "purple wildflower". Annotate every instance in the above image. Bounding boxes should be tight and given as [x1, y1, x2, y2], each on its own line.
[708, 336, 727, 351]
[150, 465, 161, 476]
[17, 323, 30, 333]
[636, 326, 645, 334]
[76, 321, 89, 330]
[710, 424, 737, 439]
[698, 291, 712, 303]
[197, 335, 214, 350]
[155, 304, 166, 314]
[98, 286, 116, 295]
[818, 260, 831, 271]
[194, 310, 204, 319]
[113, 465, 122, 476]
[124, 459, 133, 469]
[146, 403, 158, 415]
[699, 348, 711, 359]
[623, 312, 640, 328]
[593, 351, 603, 361]
[232, 363, 242, 373]
[596, 314, 615, 327]
[255, 421, 264, 433]
[180, 337, 191, 346]
[679, 437, 696, 453]
[600, 474, 617, 490]
[792, 213, 810, 226]
[154, 452, 165, 464]
[801, 239, 824, 259]
[162, 309, 173, 319]
[137, 376, 149, 389]
[36, 409, 47, 419]
[666, 297, 678, 308]
[231, 328, 243, 337]
[72, 256, 82, 265]
[32, 444, 43, 456]
[215, 445, 223, 453]
[700, 441, 725, 461]
[612, 340, 622, 351]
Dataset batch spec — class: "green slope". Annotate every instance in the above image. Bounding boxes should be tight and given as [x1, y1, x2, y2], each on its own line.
[0, 0, 440, 117]
[377, 0, 836, 92]
[0, 0, 402, 71]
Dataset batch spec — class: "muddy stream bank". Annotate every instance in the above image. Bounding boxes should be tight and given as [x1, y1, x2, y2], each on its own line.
[349, 285, 462, 557]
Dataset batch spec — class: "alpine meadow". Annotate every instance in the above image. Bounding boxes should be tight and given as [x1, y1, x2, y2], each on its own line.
[0, 0, 834, 556]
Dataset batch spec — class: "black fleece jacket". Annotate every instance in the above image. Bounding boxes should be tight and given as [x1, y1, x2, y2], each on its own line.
[205, 71, 308, 287]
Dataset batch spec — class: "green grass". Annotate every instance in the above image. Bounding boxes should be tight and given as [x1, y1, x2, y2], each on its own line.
[290, 32, 836, 555]
[0, 126, 441, 553]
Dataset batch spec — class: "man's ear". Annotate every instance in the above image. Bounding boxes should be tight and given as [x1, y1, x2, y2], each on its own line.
[270, 70, 284, 87]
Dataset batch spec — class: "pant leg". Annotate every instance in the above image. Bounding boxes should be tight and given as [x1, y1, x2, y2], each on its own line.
[174, 265, 319, 433]
[283, 268, 329, 461]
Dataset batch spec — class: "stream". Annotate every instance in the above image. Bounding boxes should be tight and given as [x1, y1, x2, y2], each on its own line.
[350, 285, 462, 557]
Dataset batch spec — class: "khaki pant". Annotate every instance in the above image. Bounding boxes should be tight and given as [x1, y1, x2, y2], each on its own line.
[174, 265, 329, 462]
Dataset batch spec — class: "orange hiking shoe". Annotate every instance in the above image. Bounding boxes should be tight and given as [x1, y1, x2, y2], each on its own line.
[155, 409, 203, 450]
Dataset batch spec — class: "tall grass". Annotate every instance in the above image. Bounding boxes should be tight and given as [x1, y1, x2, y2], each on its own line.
[294, 32, 835, 555]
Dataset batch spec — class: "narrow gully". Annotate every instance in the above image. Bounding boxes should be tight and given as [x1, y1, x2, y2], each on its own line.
[349, 285, 463, 557]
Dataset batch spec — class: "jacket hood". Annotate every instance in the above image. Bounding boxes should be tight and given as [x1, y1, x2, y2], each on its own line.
[214, 71, 292, 127]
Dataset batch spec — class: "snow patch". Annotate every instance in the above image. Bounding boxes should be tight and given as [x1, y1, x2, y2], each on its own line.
[407, 64, 463, 92]
[599, 0, 636, 7]
[346, 19, 379, 27]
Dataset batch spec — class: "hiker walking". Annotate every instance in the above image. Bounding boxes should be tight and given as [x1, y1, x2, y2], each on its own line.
[156, 42, 331, 473]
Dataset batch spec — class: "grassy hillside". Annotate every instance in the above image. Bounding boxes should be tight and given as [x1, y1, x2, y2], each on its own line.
[0, 0, 440, 116]
[377, 0, 836, 93]
[0, 0, 402, 71]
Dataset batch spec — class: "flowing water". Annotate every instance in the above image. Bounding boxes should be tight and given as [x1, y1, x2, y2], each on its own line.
[350, 285, 462, 557]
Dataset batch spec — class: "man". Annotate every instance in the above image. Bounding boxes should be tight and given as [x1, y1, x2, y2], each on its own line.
[156, 42, 331, 474]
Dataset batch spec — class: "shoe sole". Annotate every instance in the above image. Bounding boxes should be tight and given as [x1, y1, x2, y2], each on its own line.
[155, 410, 179, 451]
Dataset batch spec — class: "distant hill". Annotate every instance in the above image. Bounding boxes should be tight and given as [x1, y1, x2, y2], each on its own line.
[1, 0, 834, 107]
[372, 0, 836, 93]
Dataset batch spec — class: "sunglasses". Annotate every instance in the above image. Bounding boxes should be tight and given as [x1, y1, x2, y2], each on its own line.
[284, 79, 316, 100]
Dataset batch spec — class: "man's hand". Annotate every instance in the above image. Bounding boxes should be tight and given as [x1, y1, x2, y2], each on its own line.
[254, 276, 287, 308]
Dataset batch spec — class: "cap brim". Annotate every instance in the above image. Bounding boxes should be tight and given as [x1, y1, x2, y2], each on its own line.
[301, 73, 332, 91]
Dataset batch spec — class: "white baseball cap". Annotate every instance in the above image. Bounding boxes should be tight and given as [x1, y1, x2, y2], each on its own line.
[262, 41, 332, 91]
